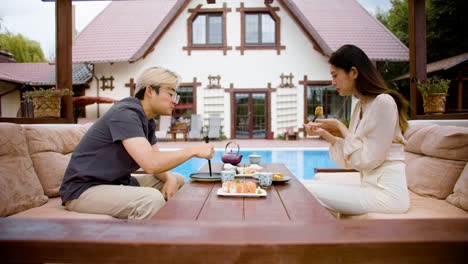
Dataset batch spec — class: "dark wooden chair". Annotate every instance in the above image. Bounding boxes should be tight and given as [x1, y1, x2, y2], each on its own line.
[284, 127, 298, 140]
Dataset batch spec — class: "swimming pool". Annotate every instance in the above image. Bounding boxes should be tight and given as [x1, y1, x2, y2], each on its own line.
[163, 148, 339, 180]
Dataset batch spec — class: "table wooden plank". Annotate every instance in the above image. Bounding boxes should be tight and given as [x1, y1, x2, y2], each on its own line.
[268, 164, 334, 221]
[197, 181, 244, 221]
[152, 181, 213, 221]
[244, 184, 291, 222]
[2, 218, 467, 263]
[197, 163, 290, 222]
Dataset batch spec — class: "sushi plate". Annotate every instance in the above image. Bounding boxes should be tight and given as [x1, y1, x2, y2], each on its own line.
[217, 188, 267, 197]
[250, 174, 292, 183]
[235, 174, 257, 177]
[273, 176, 292, 183]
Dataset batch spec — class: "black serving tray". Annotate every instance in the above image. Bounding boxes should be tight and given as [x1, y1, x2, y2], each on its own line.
[189, 172, 221, 182]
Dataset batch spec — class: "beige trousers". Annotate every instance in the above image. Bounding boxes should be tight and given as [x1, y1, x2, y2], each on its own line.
[66, 172, 186, 219]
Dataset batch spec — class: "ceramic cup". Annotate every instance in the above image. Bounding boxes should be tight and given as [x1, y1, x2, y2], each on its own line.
[257, 172, 273, 187]
[220, 170, 235, 182]
[248, 154, 262, 164]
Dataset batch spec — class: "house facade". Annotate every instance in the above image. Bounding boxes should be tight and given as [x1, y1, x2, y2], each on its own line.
[72, 0, 408, 139]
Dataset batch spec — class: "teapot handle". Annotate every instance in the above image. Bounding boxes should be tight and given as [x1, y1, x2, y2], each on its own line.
[225, 141, 240, 154]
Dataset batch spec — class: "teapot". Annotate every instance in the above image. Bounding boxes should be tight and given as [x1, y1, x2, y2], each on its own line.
[222, 142, 243, 165]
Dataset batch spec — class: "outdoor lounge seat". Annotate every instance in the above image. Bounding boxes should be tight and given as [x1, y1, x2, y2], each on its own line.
[187, 114, 203, 140]
[207, 114, 221, 139]
[155, 115, 171, 140]
[284, 127, 298, 140]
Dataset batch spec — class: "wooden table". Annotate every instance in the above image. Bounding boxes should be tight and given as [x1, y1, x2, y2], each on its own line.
[170, 127, 187, 141]
[2, 163, 467, 263]
[152, 163, 332, 221]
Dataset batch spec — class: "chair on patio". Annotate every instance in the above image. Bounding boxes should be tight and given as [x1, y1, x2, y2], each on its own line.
[207, 114, 221, 139]
[187, 114, 203, 140]
[155, 115, 171, 140]
[284, 127, 298, 140]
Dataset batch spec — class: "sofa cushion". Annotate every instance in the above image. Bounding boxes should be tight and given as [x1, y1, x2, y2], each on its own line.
[9, 197, 114, 219]
[447, 163, 468, 211]
[406, 152, 465, 199]
[404, 123, 468, 161]
[24, 125, 88, 197]
[0, 123, 48, 217]
[342, 191, 468, 219]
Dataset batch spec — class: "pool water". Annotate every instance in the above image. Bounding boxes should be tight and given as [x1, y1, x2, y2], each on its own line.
[164, 149, 339, 180]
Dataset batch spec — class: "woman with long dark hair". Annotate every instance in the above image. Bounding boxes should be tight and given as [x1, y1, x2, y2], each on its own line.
[303, 44, 410, 216]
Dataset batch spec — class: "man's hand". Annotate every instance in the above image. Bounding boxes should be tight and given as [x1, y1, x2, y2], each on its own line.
[192, 143, 214, 159]
[161, 173, 178, 200]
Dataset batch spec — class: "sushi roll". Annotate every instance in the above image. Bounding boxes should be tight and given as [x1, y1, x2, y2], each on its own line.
[222, 181, 231, 193]
[246, 182, 256, 194]
[229, 183, 238, 193]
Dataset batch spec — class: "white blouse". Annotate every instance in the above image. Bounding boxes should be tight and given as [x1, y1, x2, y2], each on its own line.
[330, 94, 406, 171]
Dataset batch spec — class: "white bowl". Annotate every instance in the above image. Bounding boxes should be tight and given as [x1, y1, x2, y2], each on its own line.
[248, 154, 261, 164]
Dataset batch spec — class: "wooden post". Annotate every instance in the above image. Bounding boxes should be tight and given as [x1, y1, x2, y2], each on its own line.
[56, 0, 74, 123]
[408, 0, 426, 119]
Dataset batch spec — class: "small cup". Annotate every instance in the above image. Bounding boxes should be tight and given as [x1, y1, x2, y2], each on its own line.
[248, 154, 262, 164]
[257, 172, 273, 187]
[220, 170, 235, 182]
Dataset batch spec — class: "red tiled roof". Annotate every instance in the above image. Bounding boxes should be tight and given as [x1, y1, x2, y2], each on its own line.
[284, 0, 408, 61]
[72, 0, 408, 63]
[394, 53, 468, 80]
[73, 0, 183, 63]
[0, 63, 54, 84]
[0, 63, 92, 85]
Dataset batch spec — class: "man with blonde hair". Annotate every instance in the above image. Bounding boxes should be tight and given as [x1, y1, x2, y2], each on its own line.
[60, 67, 214, 219]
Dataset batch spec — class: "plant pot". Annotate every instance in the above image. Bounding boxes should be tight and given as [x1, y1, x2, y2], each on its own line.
[423, 93, 446, 114]
[33, 96, 61, 118]
[171, 124, 188, 130]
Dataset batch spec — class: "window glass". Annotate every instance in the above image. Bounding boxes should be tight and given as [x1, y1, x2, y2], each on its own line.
[261, 14, 275, 43]
[177, 86, 193, 105]
[208, 15, 222, 44]
[306, 85, 351, 122]
[193, 15, 206, 44]
[245, 14, 259, 44]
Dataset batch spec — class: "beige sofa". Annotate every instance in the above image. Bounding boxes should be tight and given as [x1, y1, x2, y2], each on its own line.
[308, 121, 468, 219]
[0, 122, 112, 219]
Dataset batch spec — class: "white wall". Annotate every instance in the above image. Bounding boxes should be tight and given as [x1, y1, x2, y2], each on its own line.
[87, 0, 333, 138]
[0, 82, 21, 117]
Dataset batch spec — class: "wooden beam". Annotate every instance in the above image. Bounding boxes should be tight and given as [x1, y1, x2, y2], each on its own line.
[1, 218, 467, 263]
[55, 0, 74, 123]
[408, 0, 426, 119]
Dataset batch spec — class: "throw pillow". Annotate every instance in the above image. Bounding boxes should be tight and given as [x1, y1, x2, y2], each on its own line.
[24, 125, 88, 197]
[0, 123, 48, 216]
[447, 163, 468, 211]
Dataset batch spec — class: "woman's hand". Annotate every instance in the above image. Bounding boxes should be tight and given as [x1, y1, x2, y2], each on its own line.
[161, 173, 178, 200]
[303, 118, 348, 144]
[316, 119, 349, 138]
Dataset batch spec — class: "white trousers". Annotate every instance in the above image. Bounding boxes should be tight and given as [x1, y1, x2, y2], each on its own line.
[305, 161, 410, 215]
[66, 172, 186, 219]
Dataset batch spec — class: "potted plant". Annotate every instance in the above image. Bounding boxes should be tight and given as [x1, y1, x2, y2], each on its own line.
[417, 77, 451, 114]
[23, 87, 73, 118]
[171, 116, 190, 130]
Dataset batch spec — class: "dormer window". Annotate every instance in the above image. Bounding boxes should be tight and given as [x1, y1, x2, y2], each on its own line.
[184, 3, 232, 55]
[193, 14, 223, 45]
[245, 13, 275, 45]
[236, 3, 285, 55]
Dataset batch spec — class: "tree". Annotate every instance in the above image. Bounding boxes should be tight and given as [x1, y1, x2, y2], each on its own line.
[376, 0, 468, 63]
[0, 31, 48, 63]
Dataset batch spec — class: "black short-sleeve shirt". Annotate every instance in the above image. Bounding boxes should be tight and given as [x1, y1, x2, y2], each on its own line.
[60, 97, 157, 204]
